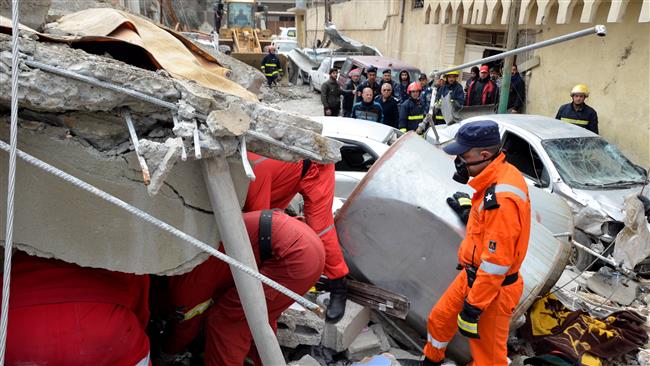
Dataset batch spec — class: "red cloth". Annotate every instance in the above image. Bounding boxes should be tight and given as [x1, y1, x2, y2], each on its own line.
[165, 211, 325, 366]
[244, 152, 349, 279]
[4, 252, 150, 366]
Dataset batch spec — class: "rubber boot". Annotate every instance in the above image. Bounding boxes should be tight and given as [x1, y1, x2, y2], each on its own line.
[325, 277, 347, 323]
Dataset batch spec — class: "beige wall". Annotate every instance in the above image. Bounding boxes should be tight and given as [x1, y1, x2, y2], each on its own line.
[526, 1, 650, 166]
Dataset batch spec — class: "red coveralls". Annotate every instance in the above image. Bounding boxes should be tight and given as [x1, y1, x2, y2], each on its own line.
[244, 152, 349, 279]
[5, 252, 151, 366]
[424, 154, 531, 365]
[166, 211, 325, 366]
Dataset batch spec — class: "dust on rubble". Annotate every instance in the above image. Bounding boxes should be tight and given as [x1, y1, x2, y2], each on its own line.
[260, 83, 324, 117]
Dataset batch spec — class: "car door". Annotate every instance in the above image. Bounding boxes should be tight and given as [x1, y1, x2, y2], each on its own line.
[501, 131, 551, 190]
[332, 138, 381, 199]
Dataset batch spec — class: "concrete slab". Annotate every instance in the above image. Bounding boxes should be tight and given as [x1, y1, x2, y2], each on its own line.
[587, 269, 638, 306]
[288, 354, 321, 366]
[321, 300, 370, 352]
[347, 327, 381, 361]
[277, 302, 325, 348]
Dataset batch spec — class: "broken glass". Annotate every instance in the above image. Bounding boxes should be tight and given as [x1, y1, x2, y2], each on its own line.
[542, 137, 646, 189]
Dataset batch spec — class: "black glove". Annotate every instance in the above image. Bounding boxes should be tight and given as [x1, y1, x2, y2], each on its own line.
[447, 192, 472, 225]
[639, 195, 650, 224]
[457, 299, 482, 339]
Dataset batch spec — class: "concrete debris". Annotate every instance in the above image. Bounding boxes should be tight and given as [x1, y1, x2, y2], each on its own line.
[388, 348, 419, 361]
[346, 327, 382, 362]
[370, 324, 391, 353]
[638, 349, 650, 366]
[0, 33, 342, 164]
[321, 300, 371, 352]
[0, 0, 51, 30]
[587, 267, 638, 306]
[277, 303, 325, 348]
[288, 354, 322, 366]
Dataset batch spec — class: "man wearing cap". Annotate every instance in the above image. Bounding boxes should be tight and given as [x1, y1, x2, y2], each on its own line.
[342, 69, 362, 117]
[355, 66, 381, 103]
[419, 73, 433, 112]
[380, 69, 399, 93]
[407, 120, 531, 366]
[555, 84, 598, 134]
[466, 66, 497, 106]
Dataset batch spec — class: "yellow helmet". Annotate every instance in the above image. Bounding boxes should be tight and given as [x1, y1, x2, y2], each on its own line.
[445, 70, 460, 76]
[570, 84, 589, 97]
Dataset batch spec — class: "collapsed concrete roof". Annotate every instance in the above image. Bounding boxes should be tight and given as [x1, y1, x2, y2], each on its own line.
[0, 11, 342, 275]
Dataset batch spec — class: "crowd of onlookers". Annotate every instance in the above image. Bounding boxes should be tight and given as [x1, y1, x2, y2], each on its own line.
[320, 63, 527, 132]
[319, 62, 598, 135]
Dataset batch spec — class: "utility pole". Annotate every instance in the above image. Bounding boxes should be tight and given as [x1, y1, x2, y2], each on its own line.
[497, 0, 521, 114]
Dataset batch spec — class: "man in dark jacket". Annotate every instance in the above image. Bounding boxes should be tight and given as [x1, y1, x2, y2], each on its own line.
[321, 68, 342, 116]
[352, 87, 384, 123]
[261, 45, 281, 87]
[466, 65, 497, 106]
[399, 82, 425, 132]
[555, 84, 599, 134]
[375, 83, 400, 129]
[355, 66, 381, 103]
[507, 65, 526, 113]
[419, 73, 433, 112]
[380, 69, 399, 93]
[342, 69, 361, 117]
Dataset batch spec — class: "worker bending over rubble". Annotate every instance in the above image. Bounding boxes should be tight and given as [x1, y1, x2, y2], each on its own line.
[164, 211, 324, 366]
[409, 120, 531, 365]
[244, 152, 350, 323]
[4, 252, 151, 366]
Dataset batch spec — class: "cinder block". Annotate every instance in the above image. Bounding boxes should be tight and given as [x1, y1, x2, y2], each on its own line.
[321, 300, 370, 352]
[346, 327, 382, 361]
[277, 302, 325, 348]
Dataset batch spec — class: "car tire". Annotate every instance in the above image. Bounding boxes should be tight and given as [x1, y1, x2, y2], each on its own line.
[570, 231, 598, 271]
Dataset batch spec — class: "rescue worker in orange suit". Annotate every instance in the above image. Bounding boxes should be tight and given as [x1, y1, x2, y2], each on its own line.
[405, 120, 531, 365]
[244, 152, 350, 322]
[4, 251, 151, 366]
[163, 211, 325, 366]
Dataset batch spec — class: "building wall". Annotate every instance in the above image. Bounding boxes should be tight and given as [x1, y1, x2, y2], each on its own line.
[526, 1, 650, 166]
[306, 0, 650, 166]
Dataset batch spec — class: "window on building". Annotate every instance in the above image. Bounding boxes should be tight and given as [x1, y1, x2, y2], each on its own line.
[413, 0, 425, 9]
[466, 30, 506, 48]
[425, 5, 431, 24]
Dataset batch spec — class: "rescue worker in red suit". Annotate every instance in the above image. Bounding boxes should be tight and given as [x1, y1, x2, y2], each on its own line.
[244, 151, 350, 322]
[164, 211, 325, 366]
[404, 120, 531, 365]
[4, 251, 151, 366]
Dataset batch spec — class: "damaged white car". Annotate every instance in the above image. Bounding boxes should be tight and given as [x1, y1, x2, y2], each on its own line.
[426, 114, 650, 274]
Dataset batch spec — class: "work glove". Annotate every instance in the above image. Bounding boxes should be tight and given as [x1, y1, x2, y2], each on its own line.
[447, 192, 471, 225]
[639, 195, 650, 224]
[457, 299, 482, 339]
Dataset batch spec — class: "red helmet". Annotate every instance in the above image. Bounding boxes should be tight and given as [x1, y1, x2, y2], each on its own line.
[407, 81, 422, 93]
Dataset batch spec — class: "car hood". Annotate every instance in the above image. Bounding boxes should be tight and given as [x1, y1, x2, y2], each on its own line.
[555, 182, 650, 235]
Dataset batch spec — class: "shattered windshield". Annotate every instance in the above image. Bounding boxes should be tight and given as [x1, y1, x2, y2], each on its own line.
[543, 137, 646, 189]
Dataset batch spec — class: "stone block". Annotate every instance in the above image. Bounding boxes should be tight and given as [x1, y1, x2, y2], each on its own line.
[370, 324, 391, 352]
[277, 302, 325, 348]
[346, 327, 382, 361]
[389, 348, 420, 361]
[321, 300, 370, 352]
[288, 355, 321, 366]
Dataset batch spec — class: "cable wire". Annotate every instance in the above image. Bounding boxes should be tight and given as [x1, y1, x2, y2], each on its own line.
[0, 1, 20, 362]
[0, 140, 322, 315]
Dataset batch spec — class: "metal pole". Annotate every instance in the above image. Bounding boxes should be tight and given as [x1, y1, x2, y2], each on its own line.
[433, 25, 606, 78]
[497, 0, 521, 114]
[201, 157, 286, 366]
[571, 240, 635, 278]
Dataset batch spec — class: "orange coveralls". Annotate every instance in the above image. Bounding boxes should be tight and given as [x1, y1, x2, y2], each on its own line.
[244, 152, 349, 279]
[424, 154, 531, 365]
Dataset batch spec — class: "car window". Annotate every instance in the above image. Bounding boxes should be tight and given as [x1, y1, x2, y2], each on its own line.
[341, 60, 352, 76]
[542, 137, 646, 189]
[333, 60, 345, 70]
[335, 142, 377, 172]
[287, 30, 296, 37]
[319, 58, 330, 73]
[503, 132, 549, 187]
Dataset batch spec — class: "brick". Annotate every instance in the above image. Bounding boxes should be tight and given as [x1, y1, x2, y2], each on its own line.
[321, 300, 370, 352]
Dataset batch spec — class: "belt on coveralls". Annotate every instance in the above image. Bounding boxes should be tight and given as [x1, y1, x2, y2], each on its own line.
[457, 264, 519, 288]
